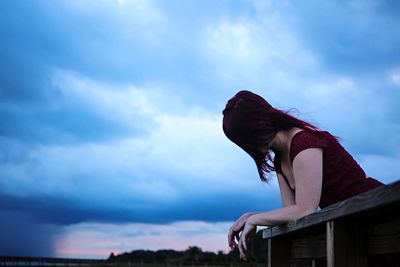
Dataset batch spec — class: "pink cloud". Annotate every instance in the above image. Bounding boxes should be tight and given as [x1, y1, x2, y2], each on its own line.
[55, 221, 231, 259]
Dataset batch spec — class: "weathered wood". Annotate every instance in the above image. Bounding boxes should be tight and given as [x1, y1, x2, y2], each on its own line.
[326, 220, 368, 267]
[313, 259, 327, 267]
[326, 221, 333, 267]
[289, 259, 313, 267]
[368, 218, 400, 255]
[291, 233, 326, 259]
[348, 224, 368, 267]
[268, 237, 290, 267]
[327, 221, 343, 267]
[263, 180, 400, 239]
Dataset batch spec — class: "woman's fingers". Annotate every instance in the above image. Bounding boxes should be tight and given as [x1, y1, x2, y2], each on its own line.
[227, 224, 235, 248]
[238, 236, 247, 261]
[228, 213, 253, 252]
[228, 229, 239, 249]
[235, 232, 241, 243]
[228, 236, 235, 249]
[243, 236, 248, 251]
[228, 220, 246, 249]
[229, 214, 258, 260]
[238, 221, 257, 261]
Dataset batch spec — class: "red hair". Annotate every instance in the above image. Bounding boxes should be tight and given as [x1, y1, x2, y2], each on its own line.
[222, 90, 319, 182]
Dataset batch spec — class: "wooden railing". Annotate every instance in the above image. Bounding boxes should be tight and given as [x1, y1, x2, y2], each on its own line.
[262, 179, 400, 267]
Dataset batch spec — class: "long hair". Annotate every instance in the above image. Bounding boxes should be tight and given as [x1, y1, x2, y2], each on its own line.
[222, 90, 319, 182]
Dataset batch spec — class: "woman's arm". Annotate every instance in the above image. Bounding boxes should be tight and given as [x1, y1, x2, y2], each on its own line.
[250, 148, 323, 224]
[246, 203, 316, 226]
[237, 148, 323, 259]
[229, 172, 296, 252]
[277, 172, 296, 207]
[228, 172, 296, 251]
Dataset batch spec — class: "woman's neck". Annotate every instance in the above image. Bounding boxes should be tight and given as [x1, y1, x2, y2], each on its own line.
[271, 127, 302, 157]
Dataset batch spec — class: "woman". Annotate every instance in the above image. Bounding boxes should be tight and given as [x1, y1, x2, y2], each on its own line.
[222, 90, 385, 260]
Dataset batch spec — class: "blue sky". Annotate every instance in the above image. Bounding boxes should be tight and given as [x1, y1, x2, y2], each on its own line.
[1, 0, 400, 259]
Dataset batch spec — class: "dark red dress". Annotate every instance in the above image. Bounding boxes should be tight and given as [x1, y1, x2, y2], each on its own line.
[274, 130, 385, 208]
[274, 130, 396, 266]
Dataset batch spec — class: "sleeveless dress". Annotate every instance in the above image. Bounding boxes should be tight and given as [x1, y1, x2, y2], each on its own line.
[273, 130, 385, 208]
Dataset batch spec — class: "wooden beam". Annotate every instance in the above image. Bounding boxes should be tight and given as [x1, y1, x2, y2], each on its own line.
[263, 179, 400, 239]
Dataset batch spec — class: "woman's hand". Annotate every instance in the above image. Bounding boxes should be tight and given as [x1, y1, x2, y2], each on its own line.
[228, 212, 256, 251]
[237, 218, 257, 261]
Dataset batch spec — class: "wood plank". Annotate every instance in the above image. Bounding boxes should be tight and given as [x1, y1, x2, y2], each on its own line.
[268, 237, 290, 267]
[368, 218, 400, 255]
[345, 221, 368, 267]
[289, 259, 313, 267]
[326, 220, 367, 267]
[291, 233, 326, 259]
[327, 221, 344, 267]
[287, 259, 327, 267]
[263, 179, 400, 239]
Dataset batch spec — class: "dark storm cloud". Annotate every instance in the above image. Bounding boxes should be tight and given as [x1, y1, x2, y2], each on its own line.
[0, 103, 137, 145]
[0, 210, 56, 257]
[0, 188, 278, 225]
[0, 193, 108, 225]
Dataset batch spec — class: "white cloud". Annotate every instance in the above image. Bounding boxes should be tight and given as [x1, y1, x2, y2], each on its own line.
[202, 8, 318, 87]
[55, 221, 232, 258]
[52, 69, 160, 126]
[389, 67, 400, 86]
[202, 6, 400, 176]
[1, 70, 266, 204]
[51, 70, 249, 181]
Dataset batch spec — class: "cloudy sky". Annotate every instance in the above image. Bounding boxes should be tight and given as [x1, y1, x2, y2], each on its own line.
[1, 0, 399, 259]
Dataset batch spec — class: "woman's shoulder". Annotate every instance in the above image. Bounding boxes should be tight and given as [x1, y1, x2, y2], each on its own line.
[290, 129, 334, 165]
[293, 127, 338, 141]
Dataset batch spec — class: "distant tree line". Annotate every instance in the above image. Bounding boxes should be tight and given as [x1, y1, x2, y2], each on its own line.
[107, 231, 267, 265]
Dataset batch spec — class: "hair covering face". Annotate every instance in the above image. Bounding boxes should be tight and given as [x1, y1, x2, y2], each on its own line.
[222, 90, 273, 149]
[222, 90, 321, 181]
